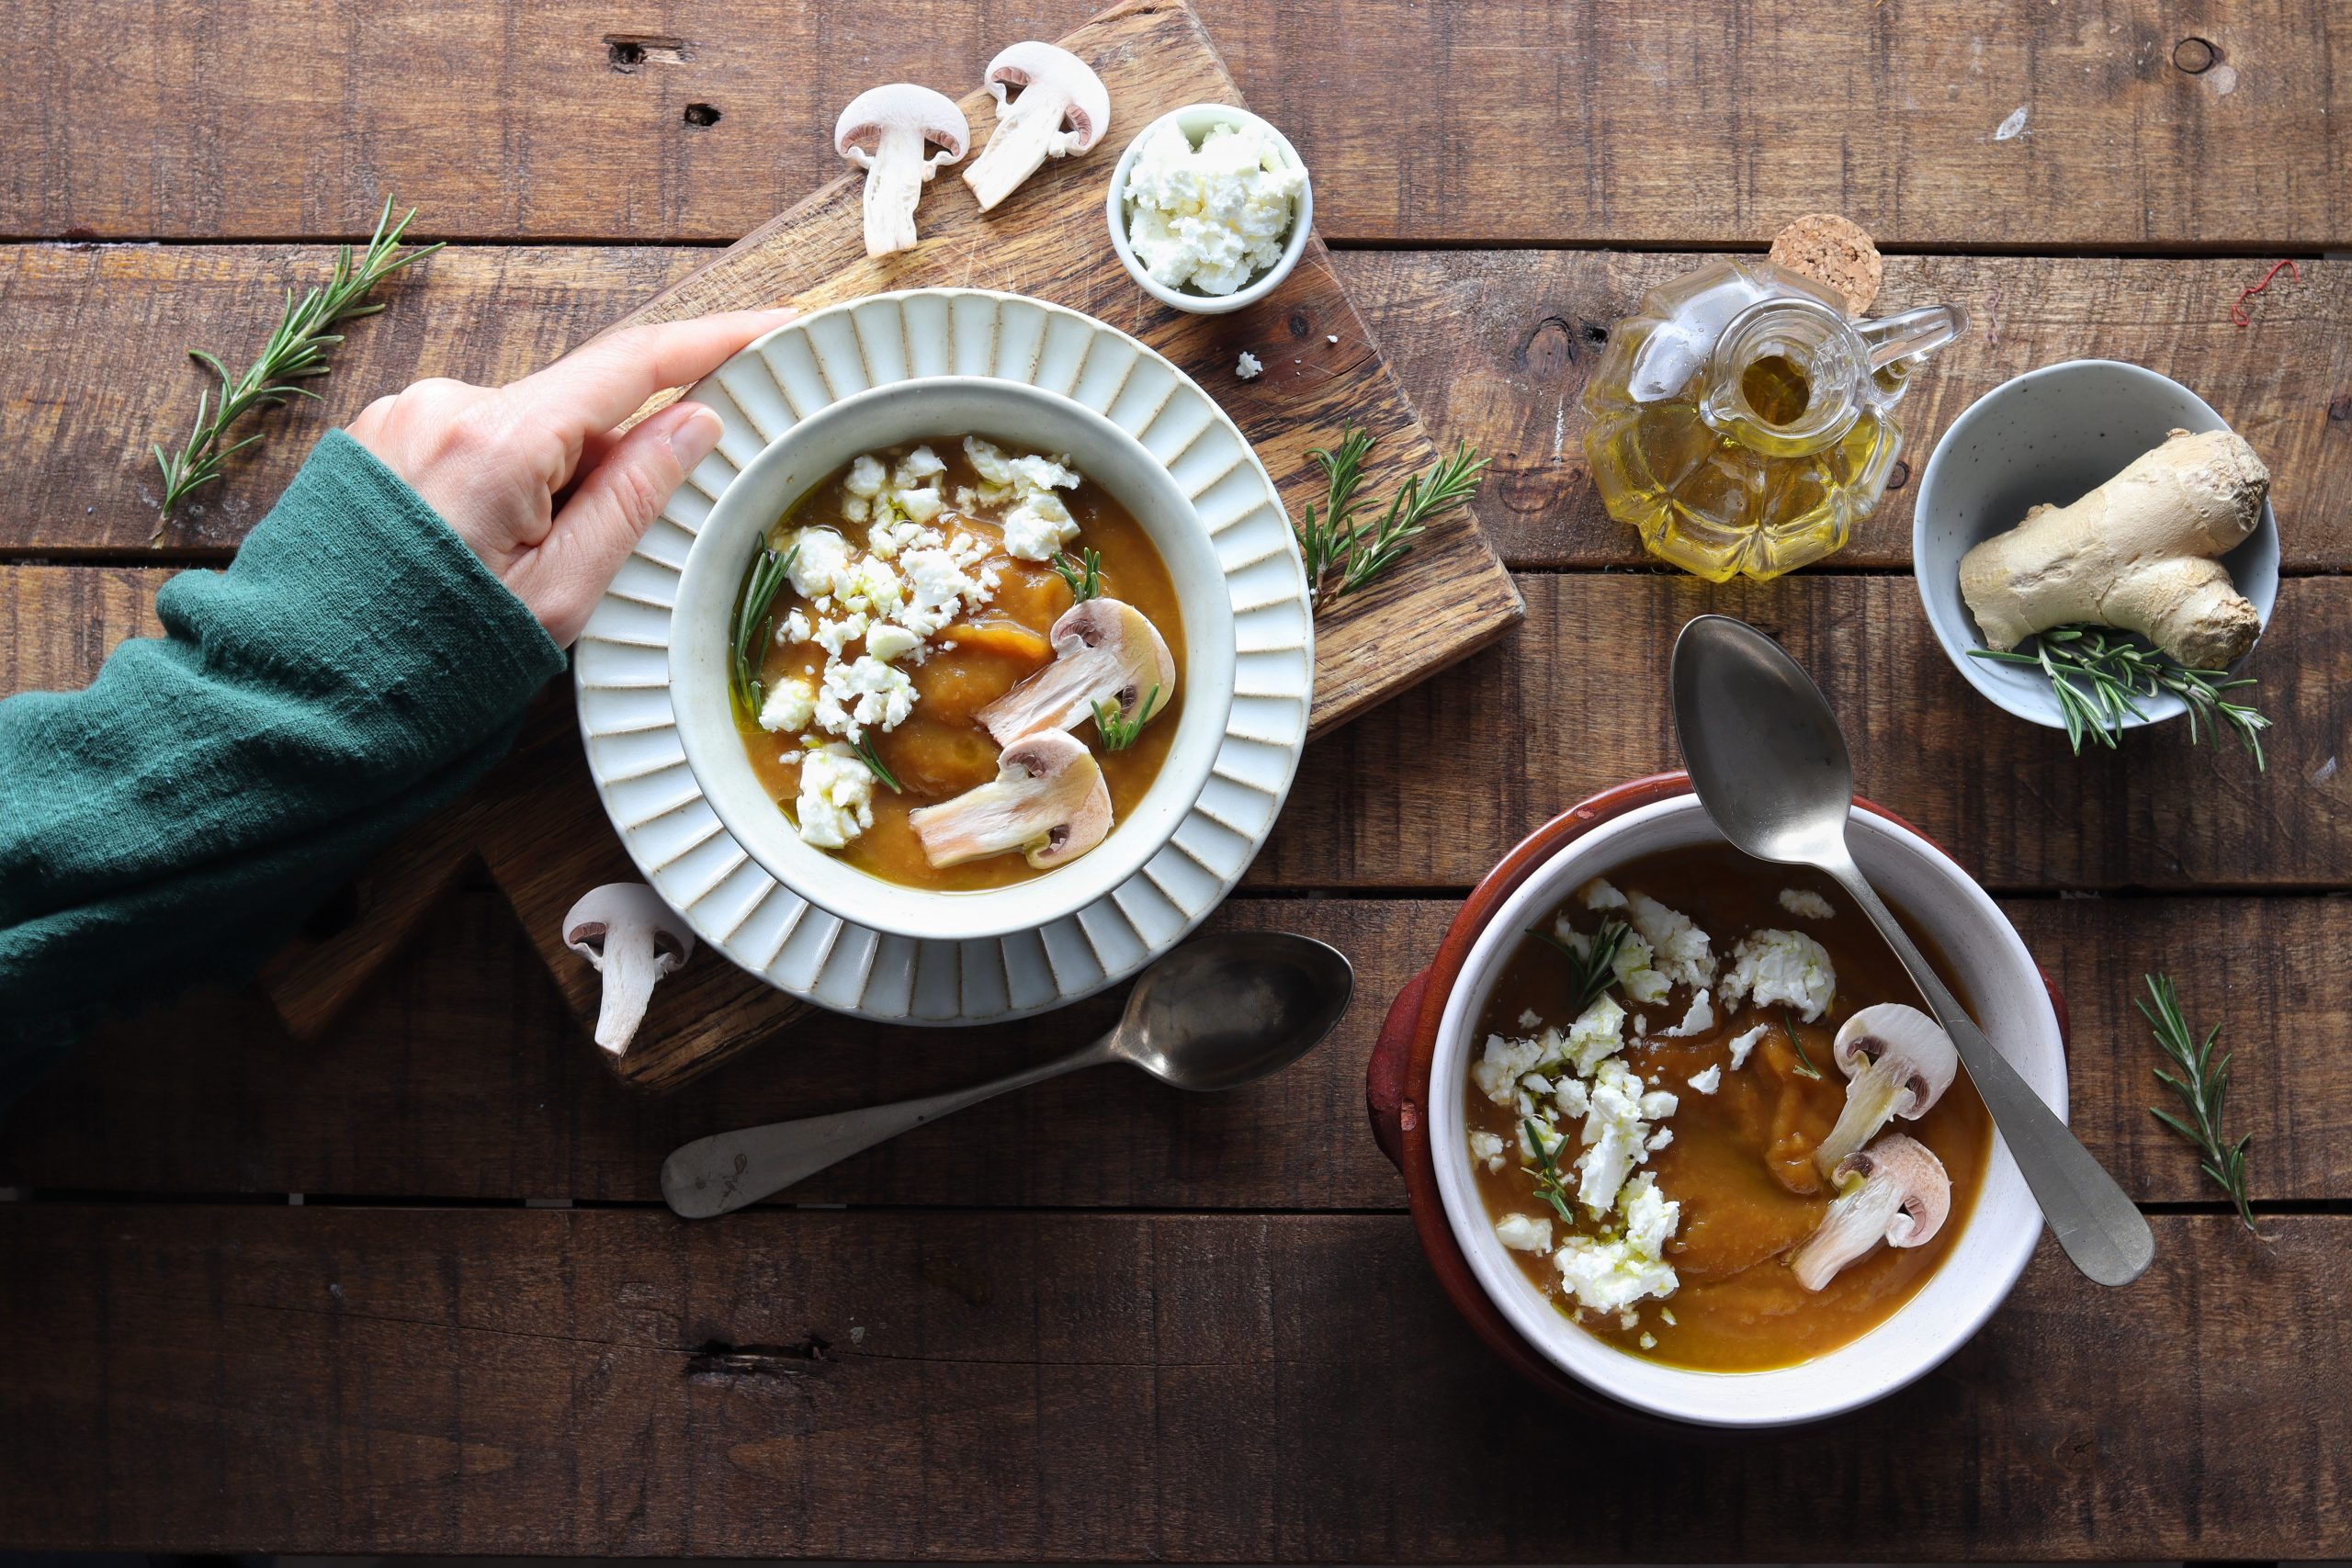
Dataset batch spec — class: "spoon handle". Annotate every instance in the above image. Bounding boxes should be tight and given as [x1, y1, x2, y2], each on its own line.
[1823, 856, 2155, 1288]
[660, 1035, 1117, 1219]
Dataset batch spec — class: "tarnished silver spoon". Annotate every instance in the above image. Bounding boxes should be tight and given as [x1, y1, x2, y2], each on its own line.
[1670, 614, 2154, 1287]
[661, 931, 1354, 1219]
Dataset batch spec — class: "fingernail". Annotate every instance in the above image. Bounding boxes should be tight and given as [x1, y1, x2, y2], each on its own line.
[669, 403, 726, 468]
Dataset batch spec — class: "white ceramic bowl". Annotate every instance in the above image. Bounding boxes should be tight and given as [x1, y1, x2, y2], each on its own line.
[1426, 795, 2064, 1428]
[1104, 103, 1313, 316]
[668, 377, 1237, 944]
[1913, 358, 2280, 734]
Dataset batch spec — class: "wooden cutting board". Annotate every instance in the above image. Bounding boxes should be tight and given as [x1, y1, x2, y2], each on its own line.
[259, 0, 1521, 1092]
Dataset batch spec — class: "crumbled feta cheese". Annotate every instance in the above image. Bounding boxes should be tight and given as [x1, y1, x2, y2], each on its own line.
[1552, 1076, 1589, 1118]
[1645, 1127, 1675, 1153]
[1633, 1014, 1648, 1036]
[1726, 1022, 1770, 1070]
[1575, 1056, 1652, 1215]
[794, 744, 875, 849]
[814, 654, 916, 740]
[896, 486, 944, 525]
[1494, 1213, 1554, 1253]
[1552, 1170, 1680, 1314]
[1563, 995, 1626, 1077]
[777, 608, 811, 647]
[1611, 933, 1672, 1005]
[1235, 351, 1262, 380]
[1516, 1009, 1543, 1030]
[757, 676, 816, 733]
[786, 527, 853, 598]
[1625, 891, 1715, 990]
[1580, 877, 1628, 911]
[1468, 1130, 1506, 1173]
[843, 455, 886, 498]
[1687, 1064, 1723, 1094]
[894, 446, 944, 485]
[1779, 887, 1836, 919]
[1001, 492, 1080, 562]
[1639, 1332, 1657, 1349]
[1327, 333, 1340, 344]
[865, 624, 919, 662]
[1121, 118, 1306, 297]
[1720, 929, 1838, 1021]
[1659, 987, 1714, 1039]
[1472, 1032, 1547, 1104]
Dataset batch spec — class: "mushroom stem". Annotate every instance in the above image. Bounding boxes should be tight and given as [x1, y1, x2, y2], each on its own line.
[1789, 1133, 1951, 1291]
[1791, 1169, 1908, 1291]
[965, 91, 1066, 210]
[1813, 1053, 1907, 1175]
[859, 121, 935, 257]
[591, 932, 667, 1055]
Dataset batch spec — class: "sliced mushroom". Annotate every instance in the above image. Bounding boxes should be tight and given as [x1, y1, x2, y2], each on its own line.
[1813, 1003, 1962, 1177]
[977, 597, 1175, 747]
[908, 729, 1113, 869]
[1790, 1134, 1951, 1291]
[961, 41, 1111, 211]
[835, 84, 971, 257]
[561, 884, 695, 1055]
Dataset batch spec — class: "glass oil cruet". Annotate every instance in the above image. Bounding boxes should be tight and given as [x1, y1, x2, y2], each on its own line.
[1581, 259, 1967, 581]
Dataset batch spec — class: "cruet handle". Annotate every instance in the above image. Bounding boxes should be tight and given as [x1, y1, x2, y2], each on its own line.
[1856, 301, 1970, 375]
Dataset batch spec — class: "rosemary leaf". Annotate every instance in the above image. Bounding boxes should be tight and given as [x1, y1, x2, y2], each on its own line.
[1971, 624, 2269, 769]
[729, 542, 799, 722]
[851, 733, 901, 794]
[2137, 972, 2260, 1235]
[1530, 916, 1629, 1017]
[152, 196, 441, 536]
[1092, 686, 1159, 753]
[1293, 427, 1487, 611]
[1050, 547, 1103, 603]
[1521, 1117, 1577, 1224]
[1783, 1010, 1825, 1079]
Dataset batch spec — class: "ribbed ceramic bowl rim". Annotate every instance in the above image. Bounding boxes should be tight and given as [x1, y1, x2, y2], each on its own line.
[1104, 103, 1314, 316]
[668, 376, 1238, 943]
[1425, 795, 2063, 1428]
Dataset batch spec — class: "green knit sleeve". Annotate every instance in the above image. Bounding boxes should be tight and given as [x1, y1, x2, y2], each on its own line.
[0, 431, 567, 1105]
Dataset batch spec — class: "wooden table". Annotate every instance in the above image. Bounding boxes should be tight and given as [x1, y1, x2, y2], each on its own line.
[4, 1, 2348, 1557]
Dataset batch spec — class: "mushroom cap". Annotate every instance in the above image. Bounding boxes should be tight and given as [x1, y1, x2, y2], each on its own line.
[835, 83, 971, 165]
[1789, 1132, 1952, 1290]
[1832, 1002, 1961, 1117]
[562, 882, 695, 974]
[983, 40, 1111, 151]
[907, 729, 1114, 870]
[1834, 1133, 1952, 1247]
[978, 596, 1176, 747]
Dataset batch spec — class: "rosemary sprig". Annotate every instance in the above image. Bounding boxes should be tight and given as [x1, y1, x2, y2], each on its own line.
[1050, 547, 1103, 603]
[152, 196, 441, 536]
[1093, 687, 1159, 752]
[850, 732, 901, 793]
[1521, 1117, 1577, 1224]
[2138, 973, 2259, 1235]
[729, 543, 799, 721]
[1531, 916, 1630, 1016]
[1970, 624, 2269, 769]
[1294, 425, 1490, 610]
[1783, 1010, 1825, 1079]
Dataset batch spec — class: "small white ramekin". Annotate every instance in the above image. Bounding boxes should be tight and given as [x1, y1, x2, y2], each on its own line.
[1103, 103, 1313, 316]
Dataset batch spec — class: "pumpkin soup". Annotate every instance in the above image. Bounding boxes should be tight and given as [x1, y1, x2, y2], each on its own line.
[1464, 844, 1991, 1372]
[730, 436, 1184, 890]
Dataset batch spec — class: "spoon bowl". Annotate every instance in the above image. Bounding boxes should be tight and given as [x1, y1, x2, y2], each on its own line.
[662, 931, 1353, 1218]
[1668, 615, 2154, 1287]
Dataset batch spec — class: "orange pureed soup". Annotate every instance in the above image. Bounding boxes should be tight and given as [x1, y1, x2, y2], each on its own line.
[1464, 844, 1990, 1371]
[730, 436, 1185, 891]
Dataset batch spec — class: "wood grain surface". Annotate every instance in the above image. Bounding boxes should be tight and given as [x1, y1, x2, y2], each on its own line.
[10, 244, 2346, 568]
[9, 1, 2346, 249]
[3, 0, 2347, 1555]
[3, 1203, 2345, 1558]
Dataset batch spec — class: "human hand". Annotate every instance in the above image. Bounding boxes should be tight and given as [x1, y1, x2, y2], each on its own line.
[347, 308, 796, 646]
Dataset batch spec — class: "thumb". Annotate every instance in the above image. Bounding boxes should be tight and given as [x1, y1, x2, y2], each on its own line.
[510, 401, 727, 646]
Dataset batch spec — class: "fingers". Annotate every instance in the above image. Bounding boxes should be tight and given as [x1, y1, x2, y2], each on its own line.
[507, 400, 728, 646]
[505, 308, 797, 438]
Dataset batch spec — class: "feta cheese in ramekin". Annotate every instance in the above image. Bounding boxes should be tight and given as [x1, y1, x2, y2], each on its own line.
[1106, 105, 1313, 316]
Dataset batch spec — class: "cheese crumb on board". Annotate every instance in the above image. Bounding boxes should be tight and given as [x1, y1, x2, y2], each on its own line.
[1235, 351, 1263, 380]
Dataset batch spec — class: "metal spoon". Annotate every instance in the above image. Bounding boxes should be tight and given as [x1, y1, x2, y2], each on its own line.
[660, 932, 1354, 1219]
[1669, 615, 2154, 1287]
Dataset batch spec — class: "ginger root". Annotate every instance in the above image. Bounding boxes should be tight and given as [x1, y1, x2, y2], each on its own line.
[1959, 428, 2267, 671]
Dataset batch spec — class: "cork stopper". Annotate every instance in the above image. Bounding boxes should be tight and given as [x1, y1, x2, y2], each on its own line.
[1769, 213, 1883, 316]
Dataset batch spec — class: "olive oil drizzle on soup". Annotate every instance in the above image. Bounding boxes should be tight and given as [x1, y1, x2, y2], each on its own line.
[1464, 845, 1990, 1372]
[732, 437, 1185, 892]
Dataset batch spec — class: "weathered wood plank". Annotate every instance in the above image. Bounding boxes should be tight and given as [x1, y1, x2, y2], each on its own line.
[7, 0, 2346, 249]
[8, 565, 2346, 898]
[6, 244, 2346, 566]
[1, 1204, 2341, 1558]
[4, 883, 2344, 1205]
[1348, 251, 2352, 570]
[1254, 571, 2352, 893]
